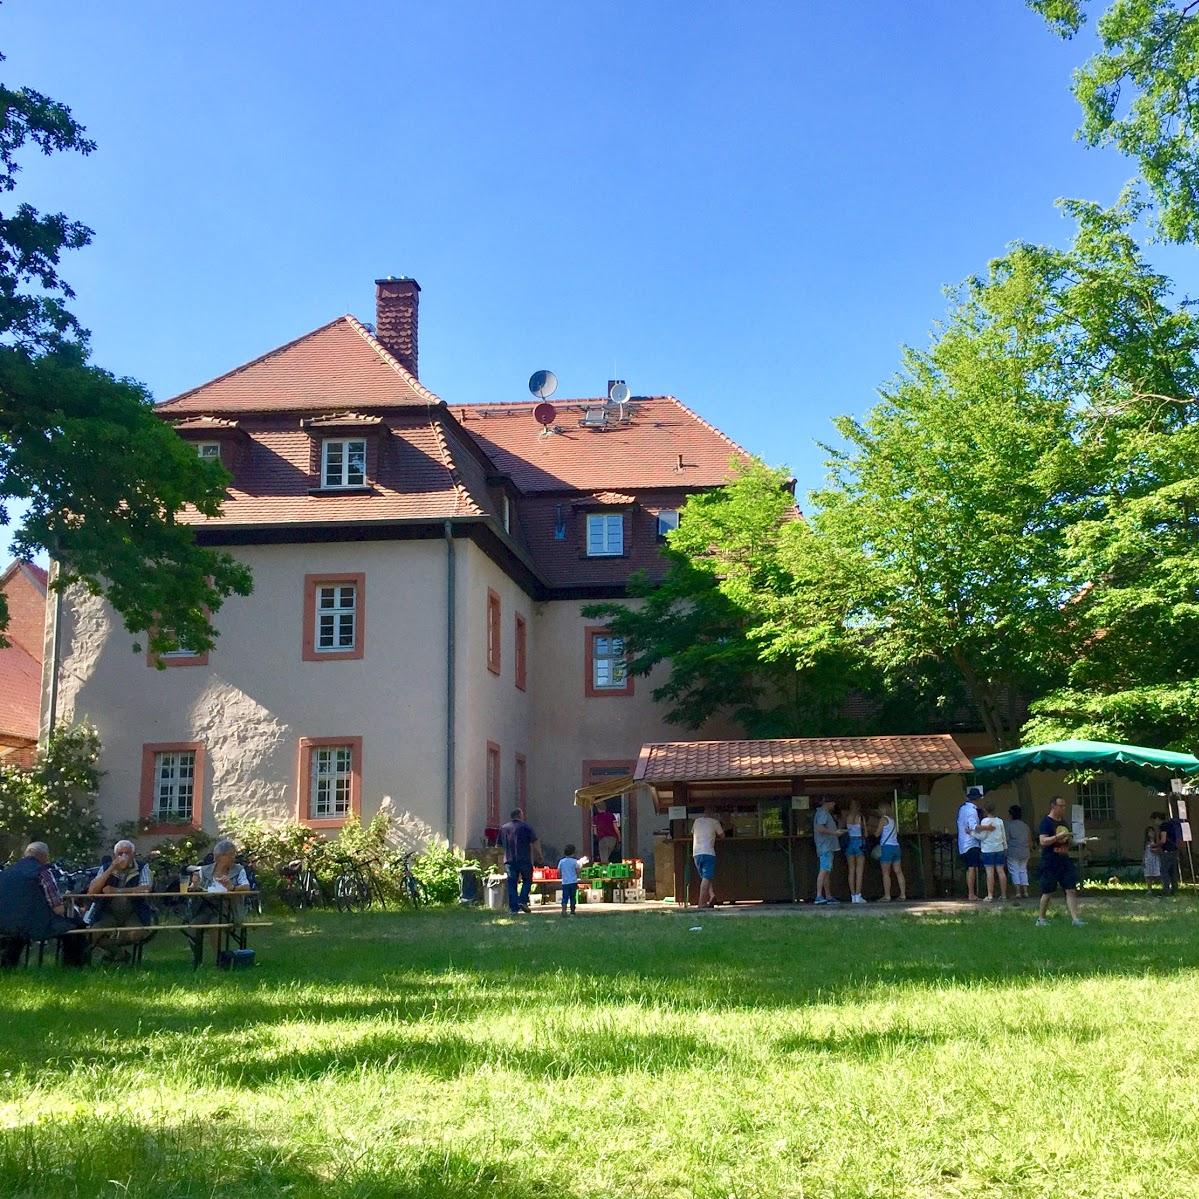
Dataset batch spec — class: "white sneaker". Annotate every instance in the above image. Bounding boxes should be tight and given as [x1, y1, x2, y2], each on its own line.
[852, 894, 863, 903]
[1072, 918, 1086, 927]
[982, 896, 994, 903]
[1035, 917, 1049, 926]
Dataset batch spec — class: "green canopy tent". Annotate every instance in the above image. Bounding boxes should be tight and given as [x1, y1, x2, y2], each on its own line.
[971, 739, 1199, 789]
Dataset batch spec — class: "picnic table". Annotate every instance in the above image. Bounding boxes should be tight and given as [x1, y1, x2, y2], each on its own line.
[62, 891, 271, 968]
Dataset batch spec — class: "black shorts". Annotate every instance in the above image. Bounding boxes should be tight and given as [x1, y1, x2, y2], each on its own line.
[960, 846, 982, 869]
[1039, 853, 1078, 895]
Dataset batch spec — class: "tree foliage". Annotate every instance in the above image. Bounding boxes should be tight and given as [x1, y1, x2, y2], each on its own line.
[0, 58, 251, 655]
[775, 196, 1199, 749]
[0, 722, 103, 863]
[609, 199, 1199, 753]
[1031, 0, 1199, 241]
[583, 461, 970, 738]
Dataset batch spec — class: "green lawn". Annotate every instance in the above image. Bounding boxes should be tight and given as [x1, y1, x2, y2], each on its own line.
[2, 898, 1198, 1199]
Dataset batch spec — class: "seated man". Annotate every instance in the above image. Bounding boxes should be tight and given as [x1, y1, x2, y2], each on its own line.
[0, 842, 86, 967]
[84, 839, 156, 961]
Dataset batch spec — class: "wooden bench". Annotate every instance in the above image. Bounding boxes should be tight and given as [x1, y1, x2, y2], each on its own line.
[57, 919, 273, 968]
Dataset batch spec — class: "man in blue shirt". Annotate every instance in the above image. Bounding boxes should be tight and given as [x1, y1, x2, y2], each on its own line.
[499, 808, 542, 915]
[1035, 795, 1084, 927]
[1154, 810, 1184, 896]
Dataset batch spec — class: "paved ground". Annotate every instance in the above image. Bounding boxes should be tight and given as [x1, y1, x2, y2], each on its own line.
[529, 892, 1177, 918]
[530, 896, 1036, 918]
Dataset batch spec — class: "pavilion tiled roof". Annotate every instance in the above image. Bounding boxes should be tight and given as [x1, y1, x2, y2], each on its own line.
[157, 316, 440, 414]
[455, 397, 749, 493]
[634, 735, 974, 782]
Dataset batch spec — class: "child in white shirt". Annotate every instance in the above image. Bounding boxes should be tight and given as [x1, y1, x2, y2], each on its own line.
[558, 844, 582, 916]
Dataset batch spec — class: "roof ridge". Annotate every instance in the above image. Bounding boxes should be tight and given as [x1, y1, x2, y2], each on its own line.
[429, 417, 484, 516]
[343, 314, 444, 407]
[660, 395, 752, 459]
[157, 316, 351, 410]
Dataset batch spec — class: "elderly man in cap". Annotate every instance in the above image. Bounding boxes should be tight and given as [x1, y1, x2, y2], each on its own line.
[0, 842, 87, 966]
[813, 797, 842, 905]
[84, 838, 155, 961]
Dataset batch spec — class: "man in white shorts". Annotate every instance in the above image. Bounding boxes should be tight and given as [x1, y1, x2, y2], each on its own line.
[691, 807, 724, 910]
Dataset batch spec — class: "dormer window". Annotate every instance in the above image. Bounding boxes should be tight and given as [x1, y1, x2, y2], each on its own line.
[196, 442, 221, 462]
[501, 495, 512, 533]
[586, 513, 624, 557]
[657, 508, 680, 538]
[322, 438, 367, 488]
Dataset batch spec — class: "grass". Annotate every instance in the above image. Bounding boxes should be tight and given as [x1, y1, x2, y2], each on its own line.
[3, 896, 1199, 1198]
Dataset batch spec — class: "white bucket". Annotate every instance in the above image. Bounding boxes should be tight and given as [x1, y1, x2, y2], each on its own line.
[484, 876, 506, 911]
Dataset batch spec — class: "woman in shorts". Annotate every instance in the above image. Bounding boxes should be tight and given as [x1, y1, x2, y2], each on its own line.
[843, 800, 867, 903]
[874, 802, 905, 902]
[974, 801, 1008, 902]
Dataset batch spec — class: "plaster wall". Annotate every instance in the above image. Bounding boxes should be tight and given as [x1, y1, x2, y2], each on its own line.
[49, 541, 452, 844]
[527, 599, 741, 864]
[451, 540, 534, 847]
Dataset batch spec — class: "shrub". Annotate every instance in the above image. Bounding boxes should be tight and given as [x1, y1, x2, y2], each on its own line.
[0, 723, 103, 864]
[410, 840, 479, 904]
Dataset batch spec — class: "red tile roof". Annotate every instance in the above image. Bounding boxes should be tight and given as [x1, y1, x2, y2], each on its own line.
[456, 397, 749, 492]
[175, 415, 489, 527]
[158, 316, 440, 414]
[0, 639, 40, 741]
[635, 735, 974, 783]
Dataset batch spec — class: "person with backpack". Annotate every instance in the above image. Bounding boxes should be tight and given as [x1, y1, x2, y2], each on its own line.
[974, 801, 1008, 902]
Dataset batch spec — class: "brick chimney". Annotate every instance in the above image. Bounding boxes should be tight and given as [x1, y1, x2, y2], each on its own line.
[374, 276, 420, 378]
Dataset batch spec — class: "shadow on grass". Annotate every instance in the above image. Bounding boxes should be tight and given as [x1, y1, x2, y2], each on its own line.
[2, 901, 1197, 1084]
[0, 1113, 579, 1199]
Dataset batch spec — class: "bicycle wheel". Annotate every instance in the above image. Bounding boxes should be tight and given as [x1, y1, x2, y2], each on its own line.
[334, 871, 369, 912]
[403, 872, 426, 909]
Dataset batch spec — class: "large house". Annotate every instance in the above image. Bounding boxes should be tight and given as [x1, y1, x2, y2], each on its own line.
[41, 278, 743, 863]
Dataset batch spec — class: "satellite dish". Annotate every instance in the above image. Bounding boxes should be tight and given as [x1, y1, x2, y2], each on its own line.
[529, 370, 557, 400]
[609, 381, 631, 404]
[533, 401, 557, 427]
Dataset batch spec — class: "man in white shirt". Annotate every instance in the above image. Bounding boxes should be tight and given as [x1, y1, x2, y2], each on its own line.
[957, 791, 983, 901]
[690, 807, 724, 910]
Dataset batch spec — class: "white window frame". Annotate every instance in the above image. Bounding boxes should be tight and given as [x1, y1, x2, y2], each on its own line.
[159, 644, 198, 659]
[310, 745, 353, 820]
[586, 513, 624, 557]
[1077, 777, 1114, 822]
[657, 508, 680, 537]
[153, 751, 195, 823]
[196, 442, 221, 461]
[592, 633, 629, 690]
[315, 584, 357, 653]
[321, 438, 367, 488]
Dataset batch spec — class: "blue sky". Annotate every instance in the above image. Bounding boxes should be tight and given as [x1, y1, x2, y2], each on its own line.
[3, 1, 1195, 561]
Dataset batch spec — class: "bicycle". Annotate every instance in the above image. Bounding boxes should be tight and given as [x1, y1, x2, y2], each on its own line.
[394, 851, 428, 909]
[329, 853, 389, 912]
[279, 858, 325, 911]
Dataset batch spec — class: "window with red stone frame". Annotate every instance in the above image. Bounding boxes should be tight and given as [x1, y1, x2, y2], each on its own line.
[487, 589, 501, 675]
[296, 736, 363, 830]
[584, 626, 634, 697]
[139, 741, 205, 833]
[303, 573, 366, 662]
[514, 612, 527, 691]
[486, 741, 501, 825]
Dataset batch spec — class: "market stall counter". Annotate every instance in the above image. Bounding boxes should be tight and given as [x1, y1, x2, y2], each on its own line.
[636, 735, 974, 906]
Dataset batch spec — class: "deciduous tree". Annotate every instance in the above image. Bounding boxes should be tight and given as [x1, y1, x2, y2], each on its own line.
[0, 58, 251, 656]
[1031, 0, 1199, 241]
